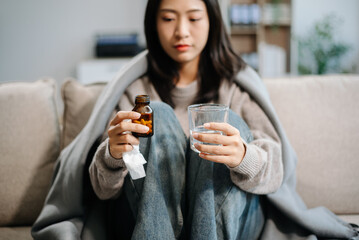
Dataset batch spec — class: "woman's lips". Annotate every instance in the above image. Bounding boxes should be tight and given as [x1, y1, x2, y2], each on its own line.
[175, 44, 190, 52]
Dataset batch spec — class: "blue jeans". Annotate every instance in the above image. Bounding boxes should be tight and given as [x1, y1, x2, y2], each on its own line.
[113, 102, 264, 240]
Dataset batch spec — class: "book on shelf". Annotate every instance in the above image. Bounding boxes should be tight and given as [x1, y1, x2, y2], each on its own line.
[230, 3, 291, 26]
[230, 4, 261, 25]
[261, 3, 291, 25]
[259, 43, 286, 78]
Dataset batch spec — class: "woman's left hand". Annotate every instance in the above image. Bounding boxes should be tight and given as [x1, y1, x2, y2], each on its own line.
[192, 122, 246, 168]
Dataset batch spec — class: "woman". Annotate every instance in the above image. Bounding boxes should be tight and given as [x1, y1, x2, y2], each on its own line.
[89, 0, 282, 239]
[31, 0, 358, 239]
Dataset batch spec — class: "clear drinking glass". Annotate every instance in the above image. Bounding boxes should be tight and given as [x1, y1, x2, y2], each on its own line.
[188, 103, 229, 153]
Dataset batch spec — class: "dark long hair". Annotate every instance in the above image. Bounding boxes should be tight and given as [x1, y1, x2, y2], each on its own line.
[144, 0, 246, 108]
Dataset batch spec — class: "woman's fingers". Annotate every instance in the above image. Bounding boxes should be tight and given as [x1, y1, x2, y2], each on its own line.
[193, 143, 234, 155]
[192, 122, 240, 146]
[108, 111, 149, 159]
[109, 133, 140, 146]
[109, 144, 134, 159]
[109, 131, 142, 159]
[192, 122, 245, 167]
[110, 111, 141, 126]
[192, 132, 231, 145]
[108, 120, 149, 137]
[198, 153, 240, 168]
[204, 122, 240, 136]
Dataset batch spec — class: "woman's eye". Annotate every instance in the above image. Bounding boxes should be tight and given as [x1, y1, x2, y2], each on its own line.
[162, 17, 174, 22]
[190, 18, 201, 22]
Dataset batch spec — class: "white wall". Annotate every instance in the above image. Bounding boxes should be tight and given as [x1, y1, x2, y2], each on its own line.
[0, 0, 146, 83]
[1, 0, 358, 84]
[291, 0, 359, 74]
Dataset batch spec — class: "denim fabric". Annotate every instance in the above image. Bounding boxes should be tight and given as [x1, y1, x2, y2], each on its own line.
[120, 102, 264, 240]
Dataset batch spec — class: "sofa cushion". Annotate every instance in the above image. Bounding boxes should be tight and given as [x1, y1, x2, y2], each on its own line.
[264, 75, 359, 215]
[0, 227, 32, 240]
[61, 79, 105, 149]
[0, 79, 61, 226]
[338, 215, 359, 225]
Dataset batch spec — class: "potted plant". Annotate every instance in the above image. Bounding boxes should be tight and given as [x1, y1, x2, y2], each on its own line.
[297, 14, 350, 75]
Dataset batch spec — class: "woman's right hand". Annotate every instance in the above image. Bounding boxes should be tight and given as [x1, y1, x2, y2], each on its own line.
[107, 111, 149, 159]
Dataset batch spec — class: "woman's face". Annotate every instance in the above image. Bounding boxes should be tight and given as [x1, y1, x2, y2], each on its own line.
[156, 0, 210, 66]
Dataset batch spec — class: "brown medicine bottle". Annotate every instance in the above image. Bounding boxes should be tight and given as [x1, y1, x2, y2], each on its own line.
[132, 95, 153, 137]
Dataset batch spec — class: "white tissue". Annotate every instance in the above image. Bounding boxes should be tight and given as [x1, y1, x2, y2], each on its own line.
[122, 145, 147, 180]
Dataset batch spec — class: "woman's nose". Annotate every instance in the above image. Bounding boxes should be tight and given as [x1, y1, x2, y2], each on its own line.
[175, 19, 189, 39]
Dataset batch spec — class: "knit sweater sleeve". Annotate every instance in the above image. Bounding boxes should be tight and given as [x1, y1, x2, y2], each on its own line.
[89, 138, 128, 200]
[227, 85, 283, 194]
[88, 98, 129, 200]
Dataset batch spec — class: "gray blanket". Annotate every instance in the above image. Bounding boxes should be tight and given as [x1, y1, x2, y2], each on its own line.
[31, 50, 358, 239]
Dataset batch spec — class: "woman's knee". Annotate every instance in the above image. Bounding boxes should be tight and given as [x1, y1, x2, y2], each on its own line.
[150, 101, 186, 139]
[150, 101, 174, 116]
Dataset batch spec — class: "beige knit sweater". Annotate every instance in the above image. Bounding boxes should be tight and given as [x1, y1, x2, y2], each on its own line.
[89, 77, 283, 200]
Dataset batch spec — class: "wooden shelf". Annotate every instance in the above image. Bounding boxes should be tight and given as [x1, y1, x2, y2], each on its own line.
[231, 0, 258, 4]
[261, 19, 291, 26]
[264, 0, 290, 3]
[231, 35, 258, 53]
[228, 0, 292, 76]
[231, 25, 258, 35]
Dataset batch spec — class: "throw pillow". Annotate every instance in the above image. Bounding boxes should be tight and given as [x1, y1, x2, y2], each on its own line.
[0, 79, 61, 226]
[61, 79, 105, 149]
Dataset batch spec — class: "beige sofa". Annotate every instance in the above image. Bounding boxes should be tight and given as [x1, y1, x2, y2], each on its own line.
[0, 74, 358, 239]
